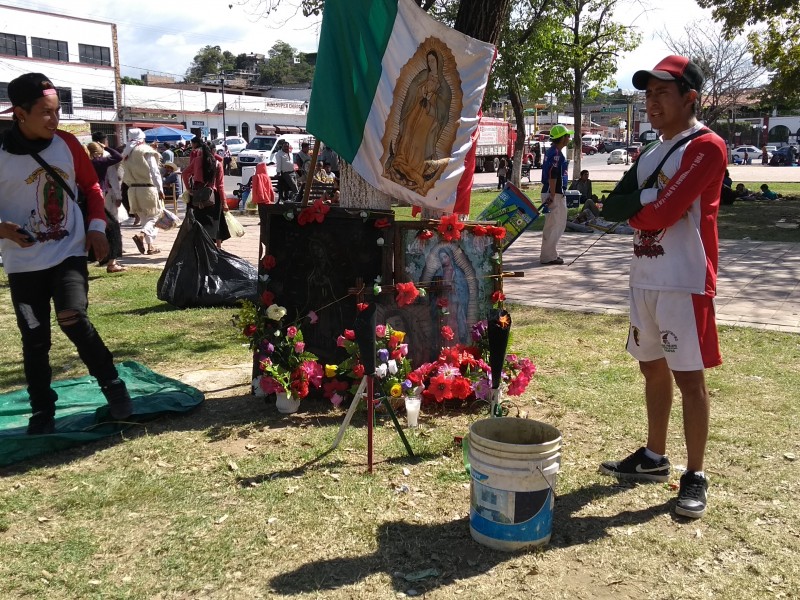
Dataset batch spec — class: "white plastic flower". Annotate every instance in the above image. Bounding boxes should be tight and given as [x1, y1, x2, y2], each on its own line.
[387, 359, 398, 375]
[376, 363, 388, 378]
[267, 304, 287, 320]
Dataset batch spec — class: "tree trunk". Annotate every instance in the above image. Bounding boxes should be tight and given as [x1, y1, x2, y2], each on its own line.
[454, 0, 512, 45]
[339, 162, 392, 210]
[509, 85, 526, 187]
[572, 72, 583, 180]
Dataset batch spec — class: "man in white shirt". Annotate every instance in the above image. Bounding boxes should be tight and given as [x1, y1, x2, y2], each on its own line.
[275, 141, 298, 203]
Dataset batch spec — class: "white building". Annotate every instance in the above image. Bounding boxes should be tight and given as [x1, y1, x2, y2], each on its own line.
[0, 5, 119, 141]
[121, 84, 309, 142]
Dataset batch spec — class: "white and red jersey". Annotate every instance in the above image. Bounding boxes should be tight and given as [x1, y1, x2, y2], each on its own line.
[629, 123, 727, 297]
[0, 130, 105, 274]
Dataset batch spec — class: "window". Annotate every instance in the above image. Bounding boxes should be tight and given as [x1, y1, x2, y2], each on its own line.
[81, 89, 114, 109]
[79, 44, 111, 67]
[58, 89, 73, 115]
[0, 33, 27, 57]
[0, 82, 10, 103]
[31, 37, 68, 62]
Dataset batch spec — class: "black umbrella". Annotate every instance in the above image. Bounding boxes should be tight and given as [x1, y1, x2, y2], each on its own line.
[487, 307, 511, 416]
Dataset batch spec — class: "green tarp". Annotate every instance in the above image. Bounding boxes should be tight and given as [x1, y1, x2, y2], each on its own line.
[0, 361, 204, 468]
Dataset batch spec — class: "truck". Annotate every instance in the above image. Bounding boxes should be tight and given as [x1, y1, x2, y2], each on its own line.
[474, 117, 516, 172]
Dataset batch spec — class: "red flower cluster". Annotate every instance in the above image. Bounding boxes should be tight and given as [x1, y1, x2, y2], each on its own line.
[471, 224, 506, 240]
[409, 344, 488, 404]
[491, 290, 505, 305]
[395, 282, 420, 307]
[261, 254, 277, 271]
[297, 199, 330, 225]
[437, 214, 465, 242]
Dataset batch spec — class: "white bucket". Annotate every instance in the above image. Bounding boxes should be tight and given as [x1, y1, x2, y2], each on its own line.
[468, 418, 562, 551]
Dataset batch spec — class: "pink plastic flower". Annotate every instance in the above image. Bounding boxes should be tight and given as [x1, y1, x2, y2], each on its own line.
[375, 324, 386, 338]
[286, 326, 298, 339]
[294, 341, 305, 354]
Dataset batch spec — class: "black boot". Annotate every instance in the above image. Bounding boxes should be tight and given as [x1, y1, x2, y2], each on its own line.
[101, 379, 133, 421]
[27, 388, 57, 435]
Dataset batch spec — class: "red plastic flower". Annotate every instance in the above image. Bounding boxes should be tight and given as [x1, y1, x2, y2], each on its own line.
[243, 324, 257, 337]
[440, 325, 455, 341]
[472, 224, 487, 236]
[491, 290, 506, 304]
[356, 302, 369, 313]
[436, 297, 449, 308]
[298, 199, 330, 226]
[395, 282, 420, 307]
[450, 376, 473, 400]
[418, 229, 434, 240]
[353, 363, 365, 378]
[428, 374, 453, 402]
[344, 329, 356, 341]
[260, 290, 275, 307]
[261, 254, 277, 271]
[489, 226, 507, 240]
[437, 214, 464, 242]
[374, 218, 391, 229]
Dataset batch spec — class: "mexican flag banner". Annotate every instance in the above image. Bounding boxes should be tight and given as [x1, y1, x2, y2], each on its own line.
[307, 0, 496, 213]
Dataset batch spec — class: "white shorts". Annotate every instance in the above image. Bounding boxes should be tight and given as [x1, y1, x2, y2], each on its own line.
[627, 288, 721, 371]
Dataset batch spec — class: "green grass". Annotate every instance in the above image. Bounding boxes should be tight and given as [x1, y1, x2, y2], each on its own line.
[0, 267, 799, 598]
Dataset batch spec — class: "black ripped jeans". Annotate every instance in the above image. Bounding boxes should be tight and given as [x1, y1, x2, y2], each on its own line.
[8, 255, 119, 416]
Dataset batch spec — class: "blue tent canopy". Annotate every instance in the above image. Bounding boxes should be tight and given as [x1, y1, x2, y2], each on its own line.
[144, 126, 195, 142]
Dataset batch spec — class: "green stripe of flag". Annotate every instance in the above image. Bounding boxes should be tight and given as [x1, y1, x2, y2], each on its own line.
[307, 0, 398, 163]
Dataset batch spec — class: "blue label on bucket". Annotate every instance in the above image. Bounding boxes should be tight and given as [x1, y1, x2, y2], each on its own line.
[470, 481, 553, 542]
[471, 468, 489, 482]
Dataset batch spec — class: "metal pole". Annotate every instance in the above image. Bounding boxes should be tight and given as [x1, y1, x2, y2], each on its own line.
[221, 73, 227, 139]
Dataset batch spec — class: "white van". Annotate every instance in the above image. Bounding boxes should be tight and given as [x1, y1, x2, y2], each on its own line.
[237, 133, 314, 178]
[581, 133, 601, 147]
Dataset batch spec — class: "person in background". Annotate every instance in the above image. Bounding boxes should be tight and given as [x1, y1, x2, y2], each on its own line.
[319, 144, 340, 179]
[182, 136, 229, 248]
[758, 183, 780, 200]
[161, 143, 174, 165]
[569, 169, 595, 203]
[162, 162, 183, 199]
[539, 124, 573, 266]
[86, 141, 126, 273]
[0, 72, 133, 434]
[275, 140, 298, 203]
[761, 146, 769, 166]
[222, 144, 232, 176]
[123, 128, 165, 255]
[496, 158, 508, 190]
[294, 141, 313, 199]
[599, 55, 727, 519]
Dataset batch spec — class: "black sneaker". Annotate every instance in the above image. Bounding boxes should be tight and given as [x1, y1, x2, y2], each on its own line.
[27, 412, 55, 435]
[675, 471, 708, 519]
[599, 447, 671, 482]
[101, 379, 133, 421]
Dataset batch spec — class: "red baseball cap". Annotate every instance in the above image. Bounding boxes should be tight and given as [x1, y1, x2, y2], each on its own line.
[632, 55, 704, 92]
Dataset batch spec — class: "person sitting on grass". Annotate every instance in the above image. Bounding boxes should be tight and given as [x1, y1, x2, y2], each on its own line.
[758, 184, 781, 200]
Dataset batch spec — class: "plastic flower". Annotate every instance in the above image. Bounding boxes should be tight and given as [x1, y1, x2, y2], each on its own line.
[377, 348, 390, 363]
[391, 330, 405, 343]
[374, 218, 391, 229]
[261, 254, 277, 270]
[390, 383, 403, 398]
[489, 226, 507, 240]
[396, 282, 420, 307]
[387, 359, 398, 375]
[353, 363, 365, 378]
[428, 374, 453, 402]
[337, 335, 346, 348]
[286, 326, 298, 338]
[297, 198, 330, 225]
[376, 363, 388, 378]
[437, 214, 465, 242]
[294, 341, 305, 354]
[375, 324, 387, 338]
[491, 291, 506, 305]
[325, 364, 338, 378]
[356, 302, 369, 313]
[472, 224, 487, 236]
[441, 325, 455, 341]
[260, 290, 275, 306]
[418, 229, 434, 240]
[344, 329, 356, 341]
[330, 392, 345, 407]
[243, 324, 257, 337]
[450, 376, 473, 400]
[266, 304, 287, 321]
[307, 310, 319, 324]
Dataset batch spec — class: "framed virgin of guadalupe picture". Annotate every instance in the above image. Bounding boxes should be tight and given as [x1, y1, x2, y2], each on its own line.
[392, 221, 501, 363]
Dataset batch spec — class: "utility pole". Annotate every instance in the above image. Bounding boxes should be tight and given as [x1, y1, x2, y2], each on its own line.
[220, 72, 227, 139]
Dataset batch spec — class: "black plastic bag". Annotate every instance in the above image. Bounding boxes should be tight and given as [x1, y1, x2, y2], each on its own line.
[157, 209, 257, 308]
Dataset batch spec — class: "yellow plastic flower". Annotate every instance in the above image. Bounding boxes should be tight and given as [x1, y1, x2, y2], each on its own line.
[325, 364, 338, 378]
[390, 383, 403, 398]
[392, 330, 406, 343]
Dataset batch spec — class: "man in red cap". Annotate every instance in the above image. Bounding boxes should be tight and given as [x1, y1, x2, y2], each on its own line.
[598, 56, 727, 519]
[0, 72, 133, 434]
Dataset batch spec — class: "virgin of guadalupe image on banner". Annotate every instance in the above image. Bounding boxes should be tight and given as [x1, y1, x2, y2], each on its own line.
[381, 38, 462, 197]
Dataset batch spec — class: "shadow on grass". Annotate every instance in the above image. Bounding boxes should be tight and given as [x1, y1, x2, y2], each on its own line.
[269, 482, 668, 596]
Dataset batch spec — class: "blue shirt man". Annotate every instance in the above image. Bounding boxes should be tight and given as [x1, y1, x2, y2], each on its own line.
[539, 124, 573, 265]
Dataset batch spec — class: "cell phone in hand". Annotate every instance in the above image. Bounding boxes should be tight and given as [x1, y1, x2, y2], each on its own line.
[17, 228, 35, 243]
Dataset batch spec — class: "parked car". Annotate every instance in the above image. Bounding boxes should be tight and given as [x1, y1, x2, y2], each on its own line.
[732, 145, 768, 164]
[581, 143, 597, 155]
[607, 148, 628, 164]
[212, 136, 247, 156]
[603, 140, 627, 153]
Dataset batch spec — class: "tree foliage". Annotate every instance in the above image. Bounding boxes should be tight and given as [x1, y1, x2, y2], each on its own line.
[185, 45, 237, 82]
[258, 41, 315, 85]
[660, 21, 766, 125]
[696, 0, 800, 106]
[120, 76, 144, 86]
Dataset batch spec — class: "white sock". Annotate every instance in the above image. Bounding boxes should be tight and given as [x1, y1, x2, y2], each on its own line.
[643, 447, 664, 462]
